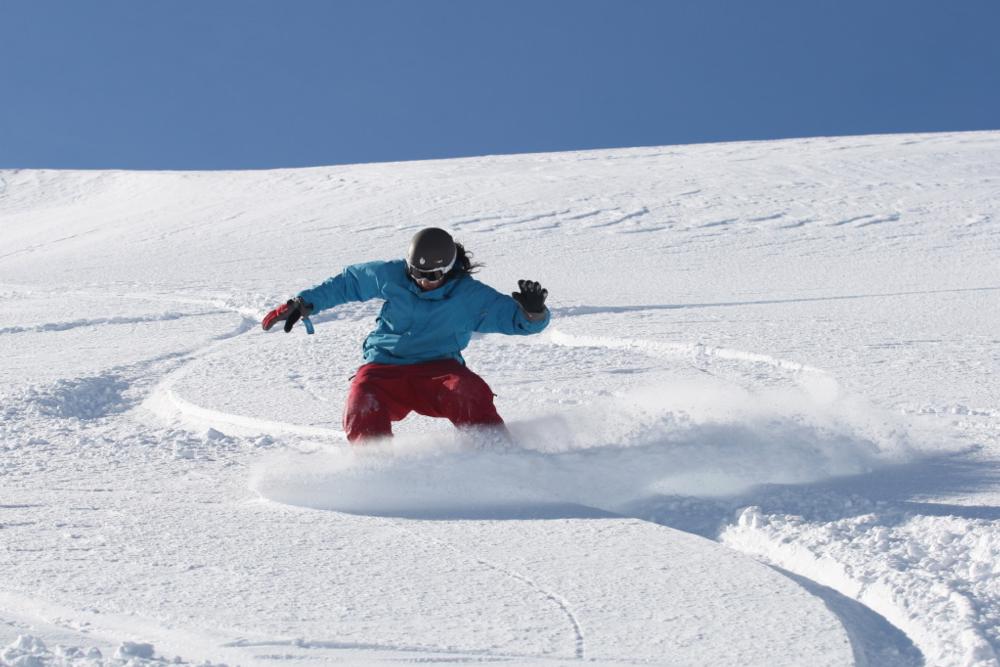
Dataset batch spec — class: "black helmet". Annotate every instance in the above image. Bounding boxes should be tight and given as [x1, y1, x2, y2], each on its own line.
[407, 228, 457, 279]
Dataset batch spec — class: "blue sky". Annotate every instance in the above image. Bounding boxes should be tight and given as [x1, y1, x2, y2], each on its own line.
[1, 0, 998, 170]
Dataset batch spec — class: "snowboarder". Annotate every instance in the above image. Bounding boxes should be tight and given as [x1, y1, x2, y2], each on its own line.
[262, 227, 550, 443]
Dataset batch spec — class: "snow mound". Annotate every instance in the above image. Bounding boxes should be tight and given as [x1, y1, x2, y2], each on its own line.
[2, 375, 131, 421]
[252, 376, 924, 518]
[0, 635, 214, 667]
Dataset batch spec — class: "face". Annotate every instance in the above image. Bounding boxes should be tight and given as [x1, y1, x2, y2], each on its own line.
[414, 275, 445, 291]
[409, 265, 447, 291]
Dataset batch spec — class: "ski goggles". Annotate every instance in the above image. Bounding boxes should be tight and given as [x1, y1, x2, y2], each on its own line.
[409, 265, 447, 282]
[407, 257, 456, 282]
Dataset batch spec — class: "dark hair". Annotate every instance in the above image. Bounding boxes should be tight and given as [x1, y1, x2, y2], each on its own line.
[448, 242, 483, 278]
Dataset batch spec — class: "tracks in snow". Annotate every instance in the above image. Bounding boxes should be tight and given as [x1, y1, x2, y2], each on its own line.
[391, 520, 587, 661]
[144, 301, 923, 663]
[8, 288, 955, 665]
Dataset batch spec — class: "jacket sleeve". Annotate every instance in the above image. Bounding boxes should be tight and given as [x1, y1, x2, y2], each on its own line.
[473, 283, 551, 335]
[297, 260, 393, 313]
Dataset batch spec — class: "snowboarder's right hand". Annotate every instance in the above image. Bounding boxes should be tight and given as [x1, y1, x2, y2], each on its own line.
[262, 297, 314, 333]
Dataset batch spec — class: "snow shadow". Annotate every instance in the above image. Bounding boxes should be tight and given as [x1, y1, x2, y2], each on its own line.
[251, 376, 930, 520]
[777, 568, 924, 667]
[807, 449, 1000, 522]
[251, 442, 622, 520]
[625, 448, 1000, 540]
[553, 285, 1000, 318]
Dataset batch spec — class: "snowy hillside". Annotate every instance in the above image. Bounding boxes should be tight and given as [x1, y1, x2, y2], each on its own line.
[1, 131, 998, 666]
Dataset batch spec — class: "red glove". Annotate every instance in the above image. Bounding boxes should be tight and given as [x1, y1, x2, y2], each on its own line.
[262, 297, 313, 333]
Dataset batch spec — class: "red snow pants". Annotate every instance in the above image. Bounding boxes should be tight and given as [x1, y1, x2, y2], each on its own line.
[343, 359, 504, 443]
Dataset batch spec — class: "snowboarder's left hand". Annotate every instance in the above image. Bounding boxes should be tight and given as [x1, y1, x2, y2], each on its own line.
[262, 297, 314, 333]
[512, 280, 548, 315]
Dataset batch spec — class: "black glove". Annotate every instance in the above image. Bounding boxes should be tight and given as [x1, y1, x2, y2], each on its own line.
[512, 280, 548, 315]
[262, 297, 314, 333]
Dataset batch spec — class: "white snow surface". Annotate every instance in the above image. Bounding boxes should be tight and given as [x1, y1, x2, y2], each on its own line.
[1, 131, 999, 666]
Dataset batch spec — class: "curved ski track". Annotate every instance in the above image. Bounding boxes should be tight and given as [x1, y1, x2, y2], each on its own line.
[134, 297, 931, 665]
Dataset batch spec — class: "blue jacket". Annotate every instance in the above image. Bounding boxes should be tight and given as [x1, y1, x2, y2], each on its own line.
[299, 260, 550, 365]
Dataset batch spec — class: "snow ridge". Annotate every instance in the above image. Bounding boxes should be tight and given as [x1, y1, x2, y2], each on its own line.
[0, 311, 213, 335]
[722, 507, 1000, 667]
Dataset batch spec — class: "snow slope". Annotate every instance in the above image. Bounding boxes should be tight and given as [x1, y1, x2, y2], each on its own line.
[1, 131, 998, 665]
